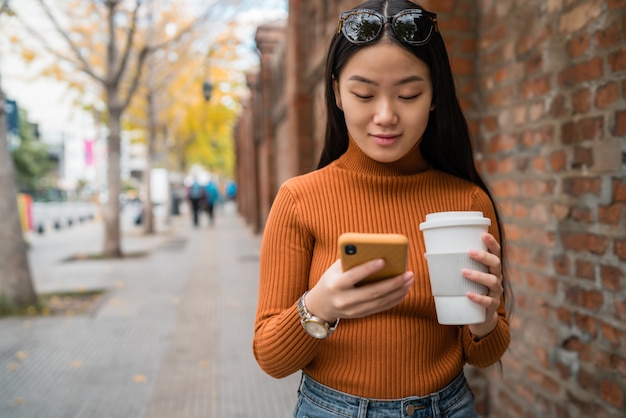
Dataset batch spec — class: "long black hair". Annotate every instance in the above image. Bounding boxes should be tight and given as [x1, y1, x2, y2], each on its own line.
[318, 0, 513, 315]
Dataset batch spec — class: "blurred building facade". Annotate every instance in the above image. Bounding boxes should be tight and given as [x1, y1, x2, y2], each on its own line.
[235, 0, 626, 417]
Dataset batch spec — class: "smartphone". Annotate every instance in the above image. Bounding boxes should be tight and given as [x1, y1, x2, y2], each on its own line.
[338, 233, 409, 285]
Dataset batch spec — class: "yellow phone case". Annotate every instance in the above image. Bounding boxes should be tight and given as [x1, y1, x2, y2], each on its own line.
[338, 233, 409, 284]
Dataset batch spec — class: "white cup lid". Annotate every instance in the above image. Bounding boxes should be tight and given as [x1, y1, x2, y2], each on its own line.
[419, 211, 491, 230]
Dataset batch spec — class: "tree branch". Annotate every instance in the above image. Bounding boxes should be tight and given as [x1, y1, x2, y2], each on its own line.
[34, 0, 103, 83]
[112, 0, 141, 88]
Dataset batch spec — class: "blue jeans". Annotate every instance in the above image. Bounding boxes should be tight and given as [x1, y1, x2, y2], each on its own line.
[294, 372, 477, 418]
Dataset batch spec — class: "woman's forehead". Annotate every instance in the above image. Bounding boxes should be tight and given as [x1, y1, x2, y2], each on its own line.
[339, 42, 431, 84]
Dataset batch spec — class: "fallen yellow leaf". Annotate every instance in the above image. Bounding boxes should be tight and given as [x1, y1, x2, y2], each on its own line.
[133, 374, 147, 383]
[15, 351, 27, 360]
[7, 363, 19, 372]
[71, 361, 83, 369]
[15, 397, 25, 405]
[198, 361, 209, 369]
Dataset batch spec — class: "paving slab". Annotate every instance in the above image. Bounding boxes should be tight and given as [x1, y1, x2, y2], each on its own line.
[0, 202, 299, 418]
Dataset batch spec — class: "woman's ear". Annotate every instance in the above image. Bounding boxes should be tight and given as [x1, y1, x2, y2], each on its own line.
[333, 76, 343, 110]
[430, 103, 435, 111]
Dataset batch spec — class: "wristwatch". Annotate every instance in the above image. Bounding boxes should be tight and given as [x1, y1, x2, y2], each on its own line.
[297, 291, 339, 339]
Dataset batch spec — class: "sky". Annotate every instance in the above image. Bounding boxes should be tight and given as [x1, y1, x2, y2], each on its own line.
[0, 0, 287, 143]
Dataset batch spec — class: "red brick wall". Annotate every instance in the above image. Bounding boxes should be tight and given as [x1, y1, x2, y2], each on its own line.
[475, 1, 626, 417]
[235, 1, 626, 416]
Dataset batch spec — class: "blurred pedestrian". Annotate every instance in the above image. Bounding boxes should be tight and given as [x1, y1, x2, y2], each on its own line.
[204, 177, 220, 226]
[253, 1, 512, 417]
[187, 178, 205, 227]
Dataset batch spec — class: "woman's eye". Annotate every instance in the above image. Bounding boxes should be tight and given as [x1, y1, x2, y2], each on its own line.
[353, 92, 373, 100]
[400, 94, 420, 100]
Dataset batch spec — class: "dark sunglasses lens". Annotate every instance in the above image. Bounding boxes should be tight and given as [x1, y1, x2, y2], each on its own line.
[343, 12, 383, 43]
[394, 12, 433, 44]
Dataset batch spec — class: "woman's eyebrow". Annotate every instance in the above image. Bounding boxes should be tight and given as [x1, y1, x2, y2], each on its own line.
[394, 75, 426, 86]
[346, 75, 426, 86]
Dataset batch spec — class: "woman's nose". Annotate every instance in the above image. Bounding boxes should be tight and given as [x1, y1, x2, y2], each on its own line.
[372, 99, 398, 125]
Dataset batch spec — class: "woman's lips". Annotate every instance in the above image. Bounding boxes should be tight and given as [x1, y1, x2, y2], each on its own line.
[371, 134, 400, 146]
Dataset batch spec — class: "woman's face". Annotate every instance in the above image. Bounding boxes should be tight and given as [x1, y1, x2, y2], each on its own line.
[333, 41, 433, 163]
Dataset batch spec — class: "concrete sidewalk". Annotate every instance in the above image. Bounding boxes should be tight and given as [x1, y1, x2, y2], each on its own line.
[0, 202, 300, 418]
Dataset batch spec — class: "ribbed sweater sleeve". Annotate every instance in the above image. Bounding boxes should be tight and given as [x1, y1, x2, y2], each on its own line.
[253, 185, 321, 378]
[252, 143, 511, 398]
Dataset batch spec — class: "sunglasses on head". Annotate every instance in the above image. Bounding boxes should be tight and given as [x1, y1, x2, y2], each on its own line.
[338, 8, 438, 46]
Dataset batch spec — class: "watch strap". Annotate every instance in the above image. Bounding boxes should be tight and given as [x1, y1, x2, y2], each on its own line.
[297, 291, 339, 338]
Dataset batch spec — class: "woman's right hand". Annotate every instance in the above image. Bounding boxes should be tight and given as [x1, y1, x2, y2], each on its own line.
[303, 259, 414, 323]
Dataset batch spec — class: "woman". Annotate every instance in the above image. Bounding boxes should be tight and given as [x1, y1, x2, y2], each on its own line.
[253, 1, 511, 416]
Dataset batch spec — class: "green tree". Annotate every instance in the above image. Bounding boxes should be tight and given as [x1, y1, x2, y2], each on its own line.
[11, 108, 53, 192]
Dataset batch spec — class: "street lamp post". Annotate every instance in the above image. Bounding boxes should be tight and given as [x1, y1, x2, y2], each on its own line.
[202, 80, 213, 102]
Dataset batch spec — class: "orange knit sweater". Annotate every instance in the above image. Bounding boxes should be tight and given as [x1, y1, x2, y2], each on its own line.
[253, 140, 510, 399]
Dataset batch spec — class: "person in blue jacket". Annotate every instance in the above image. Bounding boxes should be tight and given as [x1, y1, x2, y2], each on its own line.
[205, 178, 220, 226]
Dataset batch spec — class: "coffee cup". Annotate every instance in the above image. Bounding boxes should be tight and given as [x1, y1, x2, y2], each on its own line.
[419, 211, 491, 325]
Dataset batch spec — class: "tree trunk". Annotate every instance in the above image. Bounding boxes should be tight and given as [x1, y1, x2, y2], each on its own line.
[143, 90, 156, 235]
[103, 97, 123, 258]
[0, 82, 37, 309]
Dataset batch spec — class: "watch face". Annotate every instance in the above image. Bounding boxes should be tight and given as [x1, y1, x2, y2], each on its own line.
[304, 320, 328, 339]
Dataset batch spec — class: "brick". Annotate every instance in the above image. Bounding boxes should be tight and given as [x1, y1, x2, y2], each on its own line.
[575, 312, 599, 338]
[598, 203, 624, 225]
[552, 203, 571, 221]
[561, 116, 604, 143]
[601, 321, 626, 345]
[442, 15, 473, 32]
[614, 110, 626, 136]
[608, 46, 626, 72]
[595, 82, 620, 109]
[573, 88, 592, 113]
[450, 56, 475, 76]
[568, 33, 590, 57]
[550, 93, 568, 117]
[563, 177, 603, 197]
[600, 264, 623, 290]
[522, 179, 553, 197]
[532, 156, 547, 172]
[556, 306, 572, 325]
[576, 367, 599, 391]
[615, 297, 626, 321]
[550, 150, 567, 172]
[615, 179, 626, 202]
[566, 286, 604, 310]
[595, 22, 622, 49]
[558, 57, 604, 87]
[492, 179, 519, 197]
[600, 265, 624, 291]
[575, 259, 595, 280]
[527, 272, 558, 294]
[611, 354, 626, 379]
[571, 206, 594, 223]
[608, 0, 626, 9]
[559, 0, 603, 34]
[615, 239, 626, 261]
[553, 255, 570, 275]
[572, 146, 594, 169]
[600, 378, 625, 408]
[563, 336, 593, 362]
[489, 133, 518, 153]
[521, 76, 551, 100]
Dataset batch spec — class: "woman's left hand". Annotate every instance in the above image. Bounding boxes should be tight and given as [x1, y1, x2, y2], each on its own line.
[464, 232, 503, 339]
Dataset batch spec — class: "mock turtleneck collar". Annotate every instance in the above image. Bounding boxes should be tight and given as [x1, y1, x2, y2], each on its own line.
[336, 135, 431, 177]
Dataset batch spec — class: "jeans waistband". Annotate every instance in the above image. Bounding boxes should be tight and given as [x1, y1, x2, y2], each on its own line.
[298, 372, 473, 418]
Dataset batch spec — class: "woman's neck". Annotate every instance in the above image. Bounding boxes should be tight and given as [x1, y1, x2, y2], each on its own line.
[338, 136, 431, 176]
